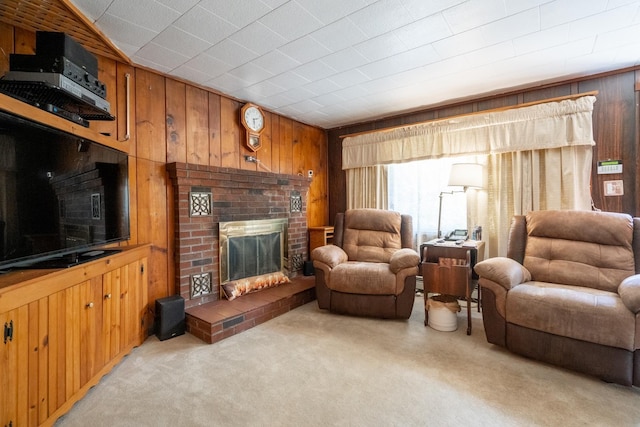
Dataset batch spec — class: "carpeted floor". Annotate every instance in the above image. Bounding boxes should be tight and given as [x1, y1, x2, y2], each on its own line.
[55, 297, 640, 427]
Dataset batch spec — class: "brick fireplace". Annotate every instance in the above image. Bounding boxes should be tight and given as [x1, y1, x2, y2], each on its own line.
[167, 162, 312, 310]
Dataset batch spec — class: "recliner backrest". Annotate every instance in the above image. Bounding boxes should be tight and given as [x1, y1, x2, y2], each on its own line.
[337, 209, 408, 263]
[518, 210, 635, 292]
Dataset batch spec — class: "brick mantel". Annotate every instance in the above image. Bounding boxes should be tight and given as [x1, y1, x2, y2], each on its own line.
[167, 162, 311, 309]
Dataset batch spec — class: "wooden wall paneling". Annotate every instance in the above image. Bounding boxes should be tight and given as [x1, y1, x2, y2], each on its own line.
[269, 114, 281, 173]
[257, 110, 273, 172]
[292, 121, 305, 176]
[522, 85, 573, 103]
[135, 69, 166, 163]
[433, 103, 474, 120]
[165, 79, 187, 164]
[306, 127, 329, 226]
[13, 26, 35, 54]
[208, 92, 221, 167]
[579, 72, 636, 214]
[91, 56, 117, 137]
[220, 97, 241, 168]
[186, 85, 209, 165]
[0, 22, 13, 74]
[116, 63, 136, 148]
[126, 156, 139, 246]
[476, 94, 519, 112]
[279, 117, 293, 175]
[135, 158, 170, 307]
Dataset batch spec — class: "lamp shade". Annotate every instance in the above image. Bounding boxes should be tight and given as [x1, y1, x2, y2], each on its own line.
[448, 163, 483, 189]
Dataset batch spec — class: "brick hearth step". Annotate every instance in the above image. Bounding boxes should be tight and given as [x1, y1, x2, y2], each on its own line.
[185, 276, 316, 343]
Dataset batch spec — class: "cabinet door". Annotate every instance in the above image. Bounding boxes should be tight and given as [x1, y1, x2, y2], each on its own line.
[0, 305, 29, 427]
[103, 266, 124, 363]
[79, 277, 105, 386]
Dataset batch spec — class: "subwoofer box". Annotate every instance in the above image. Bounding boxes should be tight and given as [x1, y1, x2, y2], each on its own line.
[155, 295, 185, 341]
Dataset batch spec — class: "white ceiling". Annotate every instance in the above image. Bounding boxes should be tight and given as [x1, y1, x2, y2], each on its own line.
[69, 0, 640, 129]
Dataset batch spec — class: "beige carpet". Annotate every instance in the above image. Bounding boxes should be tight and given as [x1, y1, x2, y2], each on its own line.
[55, 297, 640, 427]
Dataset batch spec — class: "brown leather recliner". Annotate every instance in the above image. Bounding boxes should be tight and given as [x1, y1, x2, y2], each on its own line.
[475, 209, 640, 386]
[311, 209, 420, 319]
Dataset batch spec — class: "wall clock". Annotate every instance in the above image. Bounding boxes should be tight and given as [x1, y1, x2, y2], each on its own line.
[240, 103, 265, 152]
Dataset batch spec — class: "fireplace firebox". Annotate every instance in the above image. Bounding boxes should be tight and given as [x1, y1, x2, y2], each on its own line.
[219, 218, 288, 288]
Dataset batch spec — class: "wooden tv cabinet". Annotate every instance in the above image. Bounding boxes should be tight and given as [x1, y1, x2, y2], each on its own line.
[0, 244, 150, 427]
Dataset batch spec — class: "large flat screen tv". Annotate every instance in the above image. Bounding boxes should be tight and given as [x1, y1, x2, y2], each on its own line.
[0, 109, 129, 270]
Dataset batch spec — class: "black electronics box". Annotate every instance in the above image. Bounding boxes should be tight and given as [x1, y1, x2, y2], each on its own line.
[155, 295, 186, 341]
[35, 31, 98, 76]
[9, 54, 107, 98]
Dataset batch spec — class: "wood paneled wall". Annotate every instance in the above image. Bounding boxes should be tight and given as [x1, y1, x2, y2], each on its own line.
[0, 23, 329, 306]
[327, 68, 640, 223]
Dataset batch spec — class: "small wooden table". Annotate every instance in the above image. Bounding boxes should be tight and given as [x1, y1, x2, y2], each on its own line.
[309, 226, 334, 253]
[420, 240, 485, 335]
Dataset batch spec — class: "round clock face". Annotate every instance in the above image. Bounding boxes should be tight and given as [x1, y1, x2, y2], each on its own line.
[244, 106, 264, 132]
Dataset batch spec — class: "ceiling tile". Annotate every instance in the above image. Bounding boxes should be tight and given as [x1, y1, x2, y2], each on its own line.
[252, 50, 301, 75]
[258, 1, 324, 40]
[278, 36, 332, 64]
[321, 48, 369, 74]
[442, 0, 507, 33]
[173, 5, 239, 45]
[295, 0, 368, 24]
[204, 39, 258, 68]
[198, 0, 272, 28]
[393, 13, 452, 49]
[354, 32, 407, 61]
[540, 0, 608, 29]
[156, 0, 200, 14]
[100, 0, 180, 33]
[310, 17, 369, 52]
[348, 0, 415, 38]
[150, 26, 212, 58]
[97, 13, 158, 49]
[228, 22, 288, 56]
[135, 42, 191, 70]
[292, 60, 336, 81]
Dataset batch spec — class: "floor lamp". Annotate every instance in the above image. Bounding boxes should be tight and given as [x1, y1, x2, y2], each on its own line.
[437, 163, 483, 239]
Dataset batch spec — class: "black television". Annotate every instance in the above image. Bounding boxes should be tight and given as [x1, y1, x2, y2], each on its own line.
[0, 109, 129, 270]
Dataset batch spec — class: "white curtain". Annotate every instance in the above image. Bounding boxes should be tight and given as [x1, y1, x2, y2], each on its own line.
[346, 165, 388, 210]
[342, 96, 596, 257]
[343, 96, 596, 168]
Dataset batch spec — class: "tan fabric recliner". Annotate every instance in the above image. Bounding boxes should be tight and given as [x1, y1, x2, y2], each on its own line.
[311, 209, 420, 319]
[474, 209, 640, 386]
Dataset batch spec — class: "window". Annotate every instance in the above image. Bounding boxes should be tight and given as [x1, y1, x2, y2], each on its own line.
[388, 157, 474, 247]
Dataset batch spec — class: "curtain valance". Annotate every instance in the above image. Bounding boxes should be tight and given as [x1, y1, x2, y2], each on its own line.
[342, 95, 596, 170]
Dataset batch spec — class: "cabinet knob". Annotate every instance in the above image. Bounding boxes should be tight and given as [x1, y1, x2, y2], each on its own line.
[104, 293, 112, 300]
[86, 302, 94, 309]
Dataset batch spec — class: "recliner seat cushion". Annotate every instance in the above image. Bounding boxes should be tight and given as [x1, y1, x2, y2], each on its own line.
[507, 281, 636, 351]
[329, 262, 399, 295]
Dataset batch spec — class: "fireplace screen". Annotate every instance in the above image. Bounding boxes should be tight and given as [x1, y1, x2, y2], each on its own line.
[219, 218, 288, 285]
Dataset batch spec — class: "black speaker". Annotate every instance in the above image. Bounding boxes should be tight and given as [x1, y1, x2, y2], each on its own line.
[303, 260, 315, 276]
[155, 295, 185, 341]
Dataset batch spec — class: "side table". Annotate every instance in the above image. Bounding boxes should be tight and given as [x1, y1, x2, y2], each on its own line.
[309, 226, 334, 253]
[420, 240, 485, 335]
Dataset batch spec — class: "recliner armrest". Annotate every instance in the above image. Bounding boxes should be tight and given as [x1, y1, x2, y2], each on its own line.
[389, 248, 420, 273]
[311, 245, 348, 268]
[474, 257, 531, 291]
[619, 274, 640, 313]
